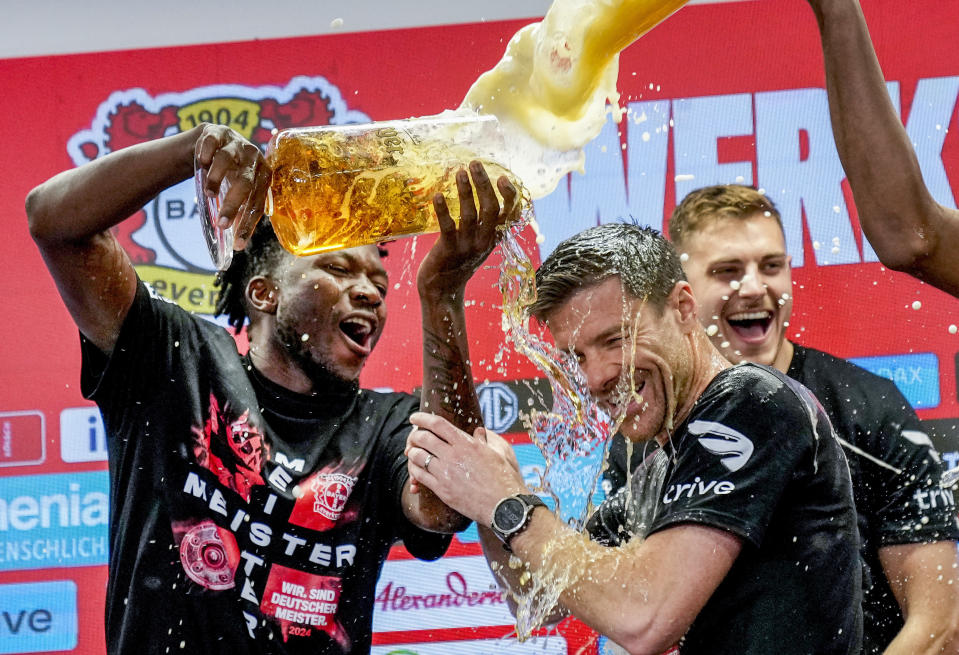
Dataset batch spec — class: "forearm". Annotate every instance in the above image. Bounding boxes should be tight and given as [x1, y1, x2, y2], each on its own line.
[810, 0, 942, 271]
[508, 510, 677, 653]
[402, 482, 471, 533]
[418, 291, 483, 431]
[884, 616, 959, 655]
[27, 125, 202, 245]
[880, 541, 959, 655]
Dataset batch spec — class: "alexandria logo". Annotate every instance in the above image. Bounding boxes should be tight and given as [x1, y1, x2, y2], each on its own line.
[688, 420, 755, 472]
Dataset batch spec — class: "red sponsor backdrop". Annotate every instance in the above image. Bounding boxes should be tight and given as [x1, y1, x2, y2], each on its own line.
[1, 0, 958, 652]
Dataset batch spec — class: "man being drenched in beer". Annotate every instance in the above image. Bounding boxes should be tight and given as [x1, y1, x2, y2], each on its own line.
[25, 123, 517, 654]
[406, 223, 863, 654]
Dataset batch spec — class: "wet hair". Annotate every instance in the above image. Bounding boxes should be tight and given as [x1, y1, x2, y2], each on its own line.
[530, 222, 686, 321]
[214, 218, 290, 332]
[668, 184, 783, 249]
[213, 219, 391, 332]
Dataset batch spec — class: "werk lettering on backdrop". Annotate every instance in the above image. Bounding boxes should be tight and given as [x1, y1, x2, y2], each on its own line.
[673, 92, 755, 199]
[535, 77, 959, 270]
[896, 77, 959, 212]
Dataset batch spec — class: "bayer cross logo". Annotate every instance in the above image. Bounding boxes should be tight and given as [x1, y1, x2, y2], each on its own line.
[478, 382, 519, 434]
[312, 473, 357, 521]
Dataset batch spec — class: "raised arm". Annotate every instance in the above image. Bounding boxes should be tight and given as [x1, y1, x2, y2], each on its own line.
[808, 0, 959, 296]
[26, 123, 269, 352]
[400, 161, 520, 531]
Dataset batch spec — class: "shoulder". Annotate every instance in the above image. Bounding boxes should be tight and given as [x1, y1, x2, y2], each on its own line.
[356, 389, 420, 422]
[704, 362, 794, 404]
[358, 388, 418, 406]
[691, 363, 820, 447]
[793, 345, 902, 397]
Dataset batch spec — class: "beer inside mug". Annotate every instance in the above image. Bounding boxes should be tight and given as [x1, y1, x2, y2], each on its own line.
[263, 115, 516, 257]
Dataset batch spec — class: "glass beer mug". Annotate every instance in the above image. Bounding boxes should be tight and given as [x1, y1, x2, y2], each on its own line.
[197, 114, 515, 270]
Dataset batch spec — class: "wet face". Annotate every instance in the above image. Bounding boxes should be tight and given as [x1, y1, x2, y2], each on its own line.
[544, 277, 690, 443]
[272, 245, 388, 383]
[679, 214, 793, 368]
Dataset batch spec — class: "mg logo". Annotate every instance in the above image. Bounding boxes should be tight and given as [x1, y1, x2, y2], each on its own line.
[477, 382, 519, 434]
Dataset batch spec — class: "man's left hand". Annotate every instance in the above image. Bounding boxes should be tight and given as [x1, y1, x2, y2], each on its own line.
[406, 412, 528, 524]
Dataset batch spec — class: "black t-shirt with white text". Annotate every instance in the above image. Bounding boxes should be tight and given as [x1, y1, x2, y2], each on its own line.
[81, 281, 451, 654]
[604, 344, 959, 654]
[590, 363, 862, 655]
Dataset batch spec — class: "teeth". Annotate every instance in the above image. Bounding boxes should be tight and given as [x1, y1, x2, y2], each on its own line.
[727, 311, 771, 321]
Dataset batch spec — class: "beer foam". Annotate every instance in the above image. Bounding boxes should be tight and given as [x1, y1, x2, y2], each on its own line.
[460, 0, 689, 199]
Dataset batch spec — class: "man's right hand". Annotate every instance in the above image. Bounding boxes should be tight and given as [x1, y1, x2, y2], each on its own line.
[26, 123, 272, 353]
[193, 124, 272, 250]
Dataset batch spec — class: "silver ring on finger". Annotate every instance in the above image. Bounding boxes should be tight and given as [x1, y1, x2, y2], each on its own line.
[423, 453, 433, 472]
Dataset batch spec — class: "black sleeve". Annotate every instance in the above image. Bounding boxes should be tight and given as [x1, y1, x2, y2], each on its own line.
[868, 385, 959, 544]
[586, 485, 630, 547]
[79, 280, 196, 463]
[649, 368, 816, 547]
[381, 393, 453, 561]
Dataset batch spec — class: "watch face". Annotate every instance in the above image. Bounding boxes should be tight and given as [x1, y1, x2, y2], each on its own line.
[493, 497, 527, 533]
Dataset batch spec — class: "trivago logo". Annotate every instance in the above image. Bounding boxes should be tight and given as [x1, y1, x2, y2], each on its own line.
[0, 471, 109, 571]
[66, 77, 370, 314]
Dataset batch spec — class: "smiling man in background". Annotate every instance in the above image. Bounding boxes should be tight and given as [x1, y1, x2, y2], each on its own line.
[663, 184, 959, 655]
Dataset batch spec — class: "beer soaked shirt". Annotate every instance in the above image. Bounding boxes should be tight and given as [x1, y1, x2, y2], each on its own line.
[787, 344, 959, 654]
[589, 363, 862, 655]
[81, 282, 451, 655]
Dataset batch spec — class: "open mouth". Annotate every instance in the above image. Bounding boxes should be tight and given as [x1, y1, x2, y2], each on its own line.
[725, 310, 774, 344]
[604, 374, 646, 416]
[339, 316, 375, 352]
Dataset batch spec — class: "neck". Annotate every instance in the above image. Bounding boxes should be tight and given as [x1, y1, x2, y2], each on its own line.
[247, 326, 356, 396]
[656, 330, 730, 446]
[771, 339, 794, 374]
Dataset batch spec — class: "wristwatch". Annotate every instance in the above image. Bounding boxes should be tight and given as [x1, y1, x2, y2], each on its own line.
[490, 494, 547, 552]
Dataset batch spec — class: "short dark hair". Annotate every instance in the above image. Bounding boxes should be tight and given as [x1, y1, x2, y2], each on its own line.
[669, 184, 783, 248]
[214, 218, 289, 332]
[213, 220, 392, 331]
[530, 222, 686, 320]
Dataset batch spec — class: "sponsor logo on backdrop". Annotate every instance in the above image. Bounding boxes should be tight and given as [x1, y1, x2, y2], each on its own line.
[0, 471, 108, 571]
[535, 78, 959, 265]
[372, 556, 511, 632]
[851, 353, 940, 409]
[66, 78, 370, 314]
[59, 406, 107, 463]
[0, 581, 77, 653]
[371, 635, 568, 655]
[478, 382, 520, 434]
[0, 411, 45, 468]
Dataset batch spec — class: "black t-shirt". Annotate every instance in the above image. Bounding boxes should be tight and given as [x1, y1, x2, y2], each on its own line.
[604, 344, 959, 654]
[589, 363, 862, 655]
[787, 344, 959, 653]
[81, 281, 451, 655]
